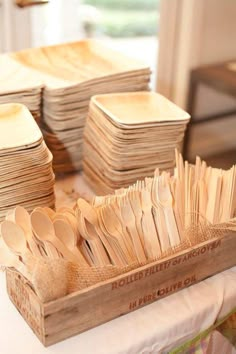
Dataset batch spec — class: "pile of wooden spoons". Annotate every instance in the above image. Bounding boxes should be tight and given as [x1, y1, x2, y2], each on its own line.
[0, 206, 89, 273]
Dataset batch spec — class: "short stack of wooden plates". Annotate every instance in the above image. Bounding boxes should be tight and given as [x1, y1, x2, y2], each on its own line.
[11, 40, 151, 173]
[0, 55, 43, 124]
[83, 92, 191, 194]
[0, 103, 55, 221]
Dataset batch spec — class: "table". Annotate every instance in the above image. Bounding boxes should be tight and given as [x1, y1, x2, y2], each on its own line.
[1, 267, 236, 354]
[0, 174, 236, 353]
[183, 60, 236, 159]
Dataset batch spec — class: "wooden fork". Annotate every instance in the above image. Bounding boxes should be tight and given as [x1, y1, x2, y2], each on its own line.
[119, 196, 146, 263]
[140, 188, 162, 259]
[156, 176, 180, 247]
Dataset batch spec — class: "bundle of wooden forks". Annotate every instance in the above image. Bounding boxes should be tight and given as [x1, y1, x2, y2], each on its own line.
[76, 150, 236, 266]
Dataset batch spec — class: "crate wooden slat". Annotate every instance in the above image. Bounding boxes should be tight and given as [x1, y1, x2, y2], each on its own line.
[6, 231, 236, 347]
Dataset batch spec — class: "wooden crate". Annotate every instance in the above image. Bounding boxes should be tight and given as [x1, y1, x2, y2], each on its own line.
[6, 231, 236, 347]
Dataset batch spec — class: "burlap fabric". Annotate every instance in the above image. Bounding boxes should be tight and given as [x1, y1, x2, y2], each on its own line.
[8, 216, 235, 303]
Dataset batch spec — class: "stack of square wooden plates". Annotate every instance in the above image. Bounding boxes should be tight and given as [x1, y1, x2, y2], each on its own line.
[0, 55, 43, 124]
[0, 103, 55, 221]
[83, 92, 190, 194]
[10, 40, 151, 173]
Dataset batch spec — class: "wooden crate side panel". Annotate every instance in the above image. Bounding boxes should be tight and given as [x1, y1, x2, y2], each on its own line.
[43, 233, 236, 346]
[6, 270, 45, 345]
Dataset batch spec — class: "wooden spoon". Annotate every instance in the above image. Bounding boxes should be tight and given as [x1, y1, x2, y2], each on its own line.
[1, 221, 31, 257]
[61, 212, 81, 241]
[14, 206, 42, 257]
[53, 214, 69, 223]
[57, 207, 75, 216]
[43, 207, 56, 220]
[53, 219, 88, 266]
[5, 210, 15, 222]
[100, 205, 133, 264]
[77, 200, 121, 266]
[0, 245, 20, 268]
[30, 211, 79, 263]
[77, 212, 110, 266]
[80, 240, 95, 266]
[31, 209, 60, 258]
[81, 216, 113, 266]
[0, 245, 30, 279]
[96, 210, 126, 266]
[77, 199, 98, 225]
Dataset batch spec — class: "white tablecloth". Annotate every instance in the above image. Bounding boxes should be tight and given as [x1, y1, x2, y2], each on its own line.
[1, 267, 236, 354]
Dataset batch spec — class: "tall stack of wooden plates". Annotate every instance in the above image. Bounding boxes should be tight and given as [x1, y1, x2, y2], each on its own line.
[0, 55, 43, 124]
[83, 92, 190, 194]
[11, 40, 151, 173]
[0, 103, 55, 220]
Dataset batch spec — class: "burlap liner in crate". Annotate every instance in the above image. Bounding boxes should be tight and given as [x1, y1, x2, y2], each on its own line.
[4, 215, 234, 304]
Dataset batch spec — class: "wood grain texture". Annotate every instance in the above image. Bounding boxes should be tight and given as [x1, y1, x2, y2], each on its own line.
[6, 271, 45, 343]
[6, 231, 236, 347]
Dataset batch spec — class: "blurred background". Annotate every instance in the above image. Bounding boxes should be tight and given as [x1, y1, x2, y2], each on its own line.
[0, 0, 236, 167]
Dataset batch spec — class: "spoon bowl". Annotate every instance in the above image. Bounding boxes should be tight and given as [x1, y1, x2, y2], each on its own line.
[53, 219, 88, 266]
[31, 211, 81, 263]
[15, 206, 42, 257]
[53, 219, 76, 249]
[1, 221, 28, 256]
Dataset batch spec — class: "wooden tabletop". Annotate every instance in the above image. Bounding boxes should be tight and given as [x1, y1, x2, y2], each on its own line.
[191, 60, 236, 98]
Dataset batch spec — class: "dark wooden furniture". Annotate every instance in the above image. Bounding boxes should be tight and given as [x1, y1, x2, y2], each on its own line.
[183, 61, 236, 159]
